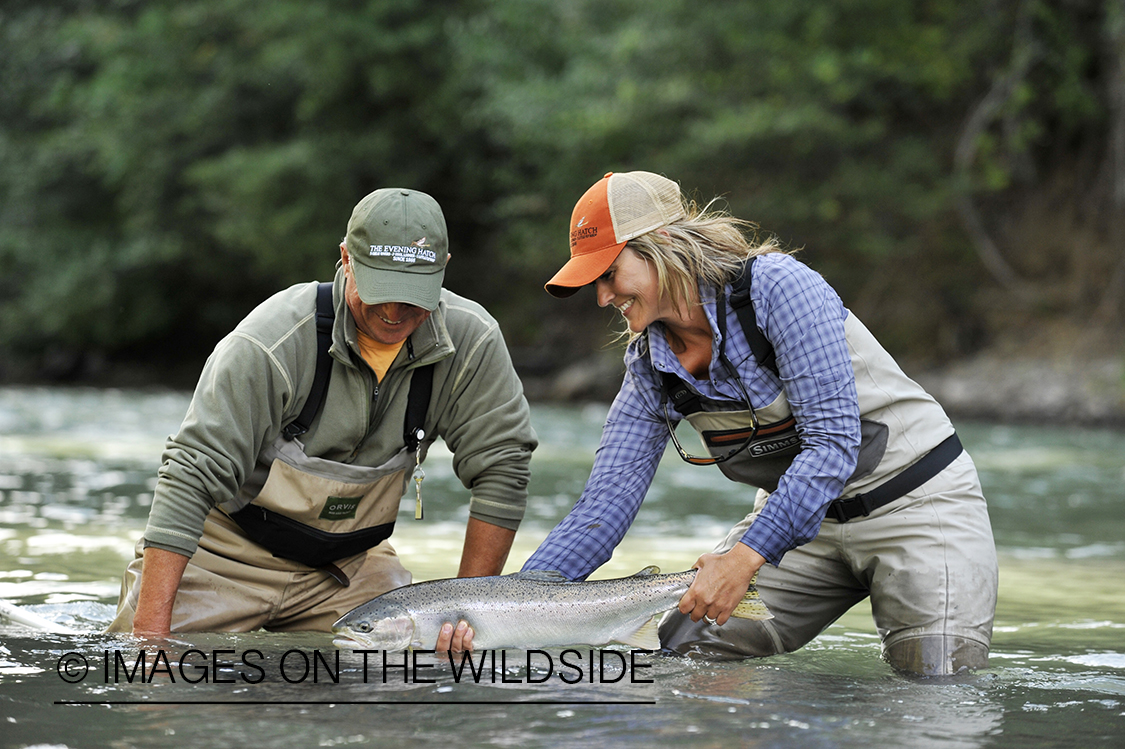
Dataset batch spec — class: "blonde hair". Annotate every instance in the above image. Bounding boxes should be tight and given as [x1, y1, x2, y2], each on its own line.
[621, 197, 787, 340]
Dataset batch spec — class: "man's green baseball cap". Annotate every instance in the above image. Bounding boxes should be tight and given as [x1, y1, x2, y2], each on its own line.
[344, 188, 449, 311]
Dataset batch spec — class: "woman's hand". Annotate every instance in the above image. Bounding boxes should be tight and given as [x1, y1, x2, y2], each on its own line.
[678, 542, 767, 625]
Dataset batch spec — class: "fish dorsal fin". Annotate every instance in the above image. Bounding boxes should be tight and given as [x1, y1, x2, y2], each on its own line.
[617, 616, 661, 650]
[629, 565, 661, 577]
[730, 573, 774, 621]
[509, 570, 570, 583]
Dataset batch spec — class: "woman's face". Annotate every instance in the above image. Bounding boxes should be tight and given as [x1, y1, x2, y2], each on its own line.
[594, 246, 668, 333]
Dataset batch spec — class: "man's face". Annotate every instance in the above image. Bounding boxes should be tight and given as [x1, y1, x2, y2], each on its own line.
[340, 247, 433, 345]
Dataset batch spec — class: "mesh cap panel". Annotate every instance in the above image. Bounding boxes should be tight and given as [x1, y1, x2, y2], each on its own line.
[608, 172, 685, 242]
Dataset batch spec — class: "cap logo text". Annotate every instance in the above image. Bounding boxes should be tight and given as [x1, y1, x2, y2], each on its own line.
[369, 242, 437, 264]
[570, 226, 598, 248]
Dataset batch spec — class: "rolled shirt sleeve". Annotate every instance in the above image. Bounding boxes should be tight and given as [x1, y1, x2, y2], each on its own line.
[521, 367, 669, 580]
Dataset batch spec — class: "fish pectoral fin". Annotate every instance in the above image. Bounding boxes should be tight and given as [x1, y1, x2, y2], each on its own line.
[730, 583, 774, 621]
[628, 565, 661, 577]
[617, 616, 661, 650]
[509, 570, 571, 583]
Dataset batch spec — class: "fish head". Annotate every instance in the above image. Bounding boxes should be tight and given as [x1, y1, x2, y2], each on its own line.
[332, 600, 415, 651]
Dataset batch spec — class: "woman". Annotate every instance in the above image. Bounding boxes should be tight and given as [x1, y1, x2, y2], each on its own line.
[523, 171, 998, 676]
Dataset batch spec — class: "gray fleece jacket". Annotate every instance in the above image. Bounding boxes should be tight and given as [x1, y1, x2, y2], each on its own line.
[144, 267, 538, 557]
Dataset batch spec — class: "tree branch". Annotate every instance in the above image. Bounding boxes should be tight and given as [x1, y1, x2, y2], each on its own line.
[1096, 0, 1125, 322]
[953, 1, 1042, 296]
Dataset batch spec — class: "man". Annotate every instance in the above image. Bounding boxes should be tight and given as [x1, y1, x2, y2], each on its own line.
[108, 188, 537, 648]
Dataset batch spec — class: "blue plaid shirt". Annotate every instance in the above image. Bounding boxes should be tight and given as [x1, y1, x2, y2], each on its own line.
[524, 252, 862, 579]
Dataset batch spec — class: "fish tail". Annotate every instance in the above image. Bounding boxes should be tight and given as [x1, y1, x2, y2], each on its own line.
[730, 574, 774, 621]
[0, 600, 76, 633]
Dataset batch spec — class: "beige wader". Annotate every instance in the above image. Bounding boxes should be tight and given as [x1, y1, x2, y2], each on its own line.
[659, 451, 997, 675]
[108, 436, 418, 632]
[658, 314, 999, 675]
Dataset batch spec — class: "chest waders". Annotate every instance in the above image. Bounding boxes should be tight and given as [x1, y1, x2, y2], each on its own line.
[658, 257, 962, 521]
[655, 259, 994, 677]
[218, 282, 434, 579]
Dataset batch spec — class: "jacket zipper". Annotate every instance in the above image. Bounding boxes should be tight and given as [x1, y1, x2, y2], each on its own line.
[349, 335, 420, 461]
[348, 367, 379, 462]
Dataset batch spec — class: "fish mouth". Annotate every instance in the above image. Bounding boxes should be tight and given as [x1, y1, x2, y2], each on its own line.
[332, 634, 368, 650]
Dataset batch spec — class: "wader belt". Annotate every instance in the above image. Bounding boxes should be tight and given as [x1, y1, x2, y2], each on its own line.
[229, 504, 396, 571]
[824, 433, 963, 523]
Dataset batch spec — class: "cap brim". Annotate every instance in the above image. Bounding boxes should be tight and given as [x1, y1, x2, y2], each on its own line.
[544, 241, 625, 298]
[351, 263, 445, 311]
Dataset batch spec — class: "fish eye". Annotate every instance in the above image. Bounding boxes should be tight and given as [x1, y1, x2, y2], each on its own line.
[356, 622, 372, 633]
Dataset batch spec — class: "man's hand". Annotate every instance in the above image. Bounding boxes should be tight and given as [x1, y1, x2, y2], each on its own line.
[435, 620, 475, 653]
[678, 542, 767, 626]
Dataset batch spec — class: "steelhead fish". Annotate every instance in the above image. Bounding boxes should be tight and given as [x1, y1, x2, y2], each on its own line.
[331, 566, 772, 651]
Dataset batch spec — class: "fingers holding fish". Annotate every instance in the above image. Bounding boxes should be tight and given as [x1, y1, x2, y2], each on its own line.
[436, 619, 475, 652]
[679, 594, 727, 626]
[680, 543, 769, 625]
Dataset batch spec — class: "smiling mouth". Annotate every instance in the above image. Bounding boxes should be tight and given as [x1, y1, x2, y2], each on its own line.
[616, 300, 633, 315]
[379, 315, 403, 325]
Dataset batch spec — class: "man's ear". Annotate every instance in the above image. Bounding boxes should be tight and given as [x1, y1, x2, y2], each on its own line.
[340, 242, 350, 265]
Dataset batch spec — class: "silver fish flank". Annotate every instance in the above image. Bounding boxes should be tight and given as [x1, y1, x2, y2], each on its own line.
[331, 566, 773, 651]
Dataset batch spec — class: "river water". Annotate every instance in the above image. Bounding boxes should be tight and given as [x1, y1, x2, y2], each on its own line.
[0, 386, 1122, 748]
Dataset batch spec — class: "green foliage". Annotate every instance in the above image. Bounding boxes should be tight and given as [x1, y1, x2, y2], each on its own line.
[0, 0, 1119, 380]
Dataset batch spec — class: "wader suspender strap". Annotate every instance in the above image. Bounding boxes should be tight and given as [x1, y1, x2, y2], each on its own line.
[659, 257, 774, 416]
[280, 281, 436, 447]
[282, 283, 335, 441]
[660, 371, 704, 415]
[729, 257, 778, 377]
[403, 363, 433, 452]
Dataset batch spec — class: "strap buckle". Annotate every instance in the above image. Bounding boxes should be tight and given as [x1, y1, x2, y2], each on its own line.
[826, 493, 874, 524]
